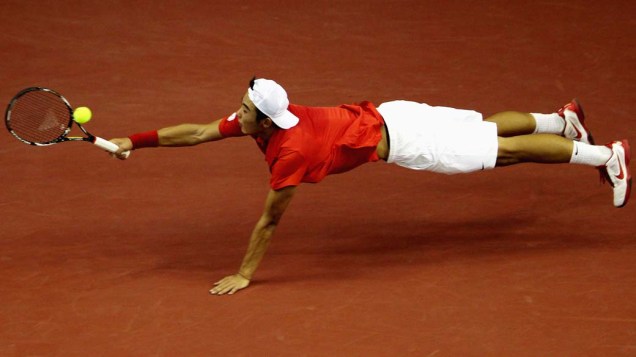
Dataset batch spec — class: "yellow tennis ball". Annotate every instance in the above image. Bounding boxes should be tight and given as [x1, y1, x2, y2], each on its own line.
[73, 107, 92, 124]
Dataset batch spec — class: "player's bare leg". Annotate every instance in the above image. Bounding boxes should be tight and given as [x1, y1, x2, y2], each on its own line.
[485, 111, 536, 137]
[495, 134, 631, 207]
[485, 99, 593, 144]
[496, 134, 573, 166]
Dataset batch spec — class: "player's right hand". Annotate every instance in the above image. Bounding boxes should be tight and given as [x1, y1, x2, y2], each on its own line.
[108, 138, 133, 160]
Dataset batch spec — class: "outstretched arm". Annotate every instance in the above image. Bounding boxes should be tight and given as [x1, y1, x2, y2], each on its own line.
[109, 119, 225, 158]
[156, 120, 225, 146]
[210, 186, 297, 295]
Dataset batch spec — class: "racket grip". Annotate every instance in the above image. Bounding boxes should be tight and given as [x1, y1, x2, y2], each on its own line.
[93, 137, 131, 158]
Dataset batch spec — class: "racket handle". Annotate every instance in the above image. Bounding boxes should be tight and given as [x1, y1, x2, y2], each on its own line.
[93, 137, 131, 158]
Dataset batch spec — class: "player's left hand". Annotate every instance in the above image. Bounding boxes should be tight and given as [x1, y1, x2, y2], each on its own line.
[210, 274, 250, 295]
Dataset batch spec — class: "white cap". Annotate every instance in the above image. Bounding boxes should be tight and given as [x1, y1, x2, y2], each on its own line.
[248, 78, 299, 129]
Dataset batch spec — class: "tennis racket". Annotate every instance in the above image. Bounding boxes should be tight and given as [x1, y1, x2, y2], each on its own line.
[5, 87, 130, 157]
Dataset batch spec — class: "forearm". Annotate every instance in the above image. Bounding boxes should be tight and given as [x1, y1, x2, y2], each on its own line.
[211, 187, 295, 295]
[208, 220, 273, 296]
[238, 216, 277, 280]
[157, 123, 218, 147]
[124, 120, 223, 151]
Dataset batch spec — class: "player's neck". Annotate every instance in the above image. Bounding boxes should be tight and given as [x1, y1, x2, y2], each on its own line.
[256, 126, 276, 140]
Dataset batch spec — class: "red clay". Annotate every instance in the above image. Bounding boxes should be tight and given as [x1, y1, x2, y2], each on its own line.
[1, 1, 634, 355]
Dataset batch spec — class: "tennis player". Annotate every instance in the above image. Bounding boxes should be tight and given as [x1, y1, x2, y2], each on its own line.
[109, 77, 631, 295]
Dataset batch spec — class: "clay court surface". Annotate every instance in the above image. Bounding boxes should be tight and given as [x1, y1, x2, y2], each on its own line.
[1, 1, 635, 355]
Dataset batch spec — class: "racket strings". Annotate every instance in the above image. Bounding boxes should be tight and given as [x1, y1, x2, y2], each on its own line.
[8, 90, 70, 144]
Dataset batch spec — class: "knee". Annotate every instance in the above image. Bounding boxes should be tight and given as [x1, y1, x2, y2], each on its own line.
[496, 137, 520, 166]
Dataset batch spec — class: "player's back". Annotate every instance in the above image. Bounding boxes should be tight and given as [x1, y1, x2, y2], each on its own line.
[285, 103, 384, 177]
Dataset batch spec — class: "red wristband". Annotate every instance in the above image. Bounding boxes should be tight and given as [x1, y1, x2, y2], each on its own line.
[128, 130, 159, 149]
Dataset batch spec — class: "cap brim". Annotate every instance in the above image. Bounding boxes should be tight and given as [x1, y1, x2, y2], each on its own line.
[271, 110, 299, 129]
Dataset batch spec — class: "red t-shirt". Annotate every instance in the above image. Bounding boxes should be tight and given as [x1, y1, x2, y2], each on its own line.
[218, 102, 384, 190]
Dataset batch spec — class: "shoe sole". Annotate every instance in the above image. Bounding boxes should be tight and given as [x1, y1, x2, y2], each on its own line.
[598, 140, 631, 208]
[617, 139, 631, 208]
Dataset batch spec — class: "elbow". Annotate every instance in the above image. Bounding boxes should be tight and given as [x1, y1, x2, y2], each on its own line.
[260, 213, 283, 230]
[260, 187, 295, 232]
[190, 135, 205, 146]
[185, 125, 210, 145]
[191, 129, 208, 145]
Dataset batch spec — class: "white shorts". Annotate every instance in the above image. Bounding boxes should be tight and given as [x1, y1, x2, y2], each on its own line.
[377, 101, 498, 174]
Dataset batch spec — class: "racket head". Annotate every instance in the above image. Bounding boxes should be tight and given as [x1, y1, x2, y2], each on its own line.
[5, 87, 74, 146]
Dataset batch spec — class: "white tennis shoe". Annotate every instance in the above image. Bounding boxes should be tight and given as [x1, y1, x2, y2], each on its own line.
[599, 140, 631, 208]
[557, 99, 595, 145]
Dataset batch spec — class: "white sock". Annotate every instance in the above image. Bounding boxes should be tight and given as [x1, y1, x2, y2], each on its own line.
[532, 113, 565, 134]
[570, 141, 612, 166]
